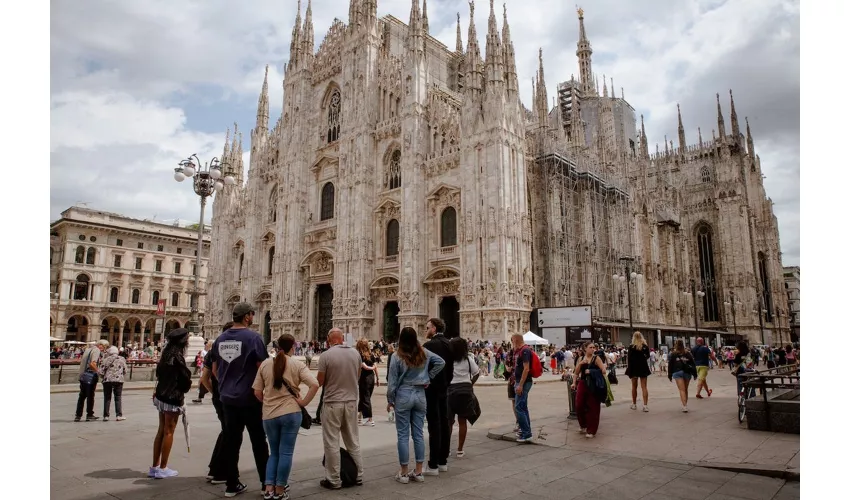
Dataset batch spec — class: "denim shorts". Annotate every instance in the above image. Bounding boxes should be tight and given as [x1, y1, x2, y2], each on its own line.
[671, 370, 692, 381]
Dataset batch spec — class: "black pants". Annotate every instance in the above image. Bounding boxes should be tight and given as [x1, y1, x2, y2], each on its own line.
[75, 379, 98, 418]
[358, 376, 375, 419]
[425, 387, 450, 469]
[222, 401, 268, 489]
[314, 387, 325, 420]
[198, 383, 208, 400]
[102, 382, 123, 418]
[208, 395, 226, 479]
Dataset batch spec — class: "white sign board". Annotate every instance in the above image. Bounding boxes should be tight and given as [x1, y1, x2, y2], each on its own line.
[537, 306, 592, 328]
[155, 318, 164, 335]
[541, 327, 567, 348]
[344, 333, 354, 347]
[580, 328, 593, 339]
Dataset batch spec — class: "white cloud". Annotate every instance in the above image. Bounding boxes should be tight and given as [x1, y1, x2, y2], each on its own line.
[50, 0, 799, 264]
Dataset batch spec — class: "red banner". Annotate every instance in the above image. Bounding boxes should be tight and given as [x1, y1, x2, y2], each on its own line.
[156, 299, 166, 316]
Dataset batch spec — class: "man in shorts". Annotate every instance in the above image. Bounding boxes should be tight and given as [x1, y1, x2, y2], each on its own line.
[692, 337, 715, 399]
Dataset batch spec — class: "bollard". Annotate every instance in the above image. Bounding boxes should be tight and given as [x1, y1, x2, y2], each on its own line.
[566, 373, 577, 420]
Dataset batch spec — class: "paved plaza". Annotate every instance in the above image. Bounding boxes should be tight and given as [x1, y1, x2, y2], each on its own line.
[50, 367, 799, 500]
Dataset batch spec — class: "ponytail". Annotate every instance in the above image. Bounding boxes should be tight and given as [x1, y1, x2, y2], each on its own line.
[273, 350, 288, 390]
[272, 333, 296, 390]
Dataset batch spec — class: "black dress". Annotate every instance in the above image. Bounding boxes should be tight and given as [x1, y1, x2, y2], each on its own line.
[358, 354, 376, 419]
[624, 344, 651, 379]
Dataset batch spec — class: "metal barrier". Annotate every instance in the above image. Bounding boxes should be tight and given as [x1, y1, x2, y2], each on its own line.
[50, 359, 158, 384]
[565, 373, 577, 420]
[740, 364, 800, 432]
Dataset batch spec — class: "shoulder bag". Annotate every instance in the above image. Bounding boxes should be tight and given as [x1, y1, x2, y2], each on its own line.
[280, 372, 312, 430]
[79, 349, 97, 385]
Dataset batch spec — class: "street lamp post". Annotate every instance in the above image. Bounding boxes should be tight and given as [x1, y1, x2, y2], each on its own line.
[723, 291, 742, 339]
[756, 296, 767, 346]
[613, 257, 642, 330]
[173, 154, 236, 336]
[684, 279, 706, 336]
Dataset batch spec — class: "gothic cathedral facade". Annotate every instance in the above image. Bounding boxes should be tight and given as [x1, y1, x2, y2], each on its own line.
[207, 1, 789, 347]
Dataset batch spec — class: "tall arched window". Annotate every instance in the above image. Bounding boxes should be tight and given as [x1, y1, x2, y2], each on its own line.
[109, 287, 119, 303]
[131, 289, 140, 304]
[700, 166, 711, 183]
[75, 246, 85, 264]
[327, 89, 341, 143]
[320, 182, 335, 221]
[441, 207, 458, 247]
[696, 224, 719, 322]
[758, 252, 773, 323]
[269, 185, 278, 223]
[152, 290, 160, 305]
[50, 247, 54, 265]
[268, 246, 275, 276]
[86, 247, 96, 265]
[386, 219, 400, 257]
[238, 253, 244, 281]
[171, 291, 180, 307]
[386, 150, 401, 190]
[73, 274, 90, 300]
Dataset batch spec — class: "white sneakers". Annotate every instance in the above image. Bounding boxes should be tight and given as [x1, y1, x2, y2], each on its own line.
[438, 465, 448, 472]
[682, 406, 689, 413]
[423, 466, 440, 476]
[630, 404, 637, 410]
[150, 467, 178, 479]
[643, 406, 649, 412]
[395, 472, 410, 484]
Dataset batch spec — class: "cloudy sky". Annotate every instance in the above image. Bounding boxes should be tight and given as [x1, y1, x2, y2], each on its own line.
[50, 0, 799, 265]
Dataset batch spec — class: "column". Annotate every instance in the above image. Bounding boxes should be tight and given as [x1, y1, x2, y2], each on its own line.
[307, 283, 317, 341]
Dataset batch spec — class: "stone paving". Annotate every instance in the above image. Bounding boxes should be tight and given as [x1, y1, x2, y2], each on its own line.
[50, 365, 799, 500]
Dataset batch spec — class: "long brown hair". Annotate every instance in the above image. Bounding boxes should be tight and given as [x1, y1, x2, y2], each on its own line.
[673, 339, 686, 354]
[396, 327, 426, 368]
[356, 338, 371, 360]
[273, 334, 296, 390]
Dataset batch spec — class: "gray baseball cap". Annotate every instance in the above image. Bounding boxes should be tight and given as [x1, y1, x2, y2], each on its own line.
[232, 302, 255, 318]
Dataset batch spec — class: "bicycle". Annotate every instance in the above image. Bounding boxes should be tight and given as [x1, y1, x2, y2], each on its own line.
[736, 369, 756, 423]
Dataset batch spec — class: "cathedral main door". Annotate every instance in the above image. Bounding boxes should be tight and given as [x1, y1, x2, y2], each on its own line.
[383, 301, 400, 343]
[315, 284, 334, 343]
[263, 311, 271, 346]
[440, 296, 460, 338]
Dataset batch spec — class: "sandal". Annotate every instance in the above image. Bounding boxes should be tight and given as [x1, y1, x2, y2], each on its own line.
[456, 450, 465, 458]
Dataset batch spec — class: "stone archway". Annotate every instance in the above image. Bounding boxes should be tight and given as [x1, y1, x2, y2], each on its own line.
[100, 316, 121, 345]
[66, 315, 89, 342]
[300, 249, 335, 343]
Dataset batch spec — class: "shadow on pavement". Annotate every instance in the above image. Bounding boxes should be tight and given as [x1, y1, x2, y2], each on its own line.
[85, 468, 147, 480]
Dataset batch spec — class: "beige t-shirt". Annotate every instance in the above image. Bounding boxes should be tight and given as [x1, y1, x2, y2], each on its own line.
[252, 356, 317, 421]
[316, 345, 361, 403]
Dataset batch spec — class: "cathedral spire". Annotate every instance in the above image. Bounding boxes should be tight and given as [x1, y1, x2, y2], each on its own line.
[716, 92, 726, 141]
[576, 7, 594, 96]
[502, 3, 518, 95]
[255, 64, 270, 134]
[602, 74, 607, 97]
[289, 0, 302, 70]
[536, 48, 549, 123]
[422, 0, 429, 33]
[456, 12, 463, 52]
[729, 89, 740, 139]
[222, 127, 231, 161]
[610, 77, 614, 99]
[484, 0, 504, 89]
[639, 114, 649, 159]
[746, 117, 755, 156]
[677, 103, 685, 153]
[301, 0, 314, 63]
[465, 1, 482, 95]
[698, 127, 703, 149]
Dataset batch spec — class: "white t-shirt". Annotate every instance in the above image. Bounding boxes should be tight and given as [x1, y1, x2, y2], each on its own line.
[450, 354, 480, 385]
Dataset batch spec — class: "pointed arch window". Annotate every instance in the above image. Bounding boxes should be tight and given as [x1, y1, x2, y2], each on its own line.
[109, 287, 119, 303]
[696, 224, 719, 322]
[171, 291, 180, 307]
[238, 253, 244, 281]
[152, 290, 160, 306]
[320, 182, 335, 221]
[327, 89, 341, 143]
[700, 166, 711, 183]
[268, 246, 275, 276]
[86, 247, 96, 265]
[758, 252, 773, 323]
[269, 185, 278, 223]
[131, 289, 140, 304]
[386, 150, 401, 190]
[75, 246, 85, 264]
[440, 207, 458, 247]
[386, 219, 400, 257]
[73, 274, 90, 301]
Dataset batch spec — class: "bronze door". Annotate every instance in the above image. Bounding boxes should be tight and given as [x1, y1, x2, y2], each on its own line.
[315, 284, 334, 342]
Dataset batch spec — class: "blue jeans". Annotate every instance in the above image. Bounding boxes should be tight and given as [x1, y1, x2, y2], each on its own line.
[262, 412, 302, 487]
[394, 386, 426, 466]
[514, 380, 533, 439]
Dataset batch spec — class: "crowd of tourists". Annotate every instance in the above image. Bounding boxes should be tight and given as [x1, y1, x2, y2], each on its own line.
[71, 305, 800, 499]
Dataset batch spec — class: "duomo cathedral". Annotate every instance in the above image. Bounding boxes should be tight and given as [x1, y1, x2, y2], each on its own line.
[206, 0, 790, 347]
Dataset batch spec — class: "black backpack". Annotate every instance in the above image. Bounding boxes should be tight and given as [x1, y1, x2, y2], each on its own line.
[322, 448, 358, 487]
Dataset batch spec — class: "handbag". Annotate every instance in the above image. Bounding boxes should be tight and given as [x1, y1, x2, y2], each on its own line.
[281, 378, 312, 430]
[79, 349, 97, 385]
